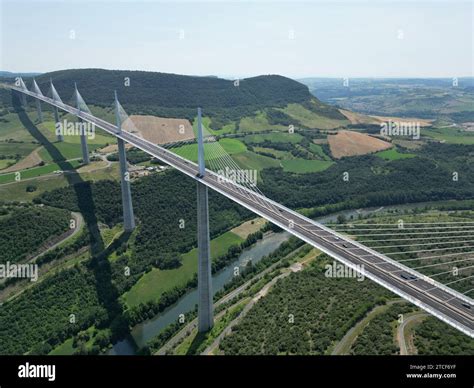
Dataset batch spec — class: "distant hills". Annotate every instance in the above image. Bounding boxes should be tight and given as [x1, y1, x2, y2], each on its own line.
[0, 71, 42, 78]
[31, 69, 310, 114]
[300, 77, 474, 122]
[1, 68, 349, 130]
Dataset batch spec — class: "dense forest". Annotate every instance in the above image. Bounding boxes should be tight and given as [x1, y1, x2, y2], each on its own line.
[106, 148, 151, 164]
[0, 205, 70, 264]
[0, 265, 110, 355]
[414, 317, 474, 355]
[350, 303, 416, 355]
[34, 69, 310, 109]
[219, 259, 391, 355]
[260, 143, 474, 209]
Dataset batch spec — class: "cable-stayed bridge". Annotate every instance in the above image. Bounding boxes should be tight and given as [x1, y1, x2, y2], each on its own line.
[4, 79, 473, 338]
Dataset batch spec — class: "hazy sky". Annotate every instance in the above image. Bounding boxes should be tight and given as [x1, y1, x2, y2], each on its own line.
[1, 0, 472, 78]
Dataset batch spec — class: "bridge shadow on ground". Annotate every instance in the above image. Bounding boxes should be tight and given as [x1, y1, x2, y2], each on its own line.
[13, 93, 130, 349]
[186, 332, 208, 355]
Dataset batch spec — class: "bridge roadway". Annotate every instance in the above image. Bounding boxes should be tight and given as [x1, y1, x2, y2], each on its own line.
[9, 85, 474, 337]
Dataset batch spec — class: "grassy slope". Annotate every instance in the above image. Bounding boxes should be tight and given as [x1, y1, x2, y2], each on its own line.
[239, 111, 287, 132]
[243, 132, 303, 144]
[0, 142, 38, 157]
[232, 151, 280, 172]
[422, 127, 474, 144]
[281, 103, 349, 129]
[172, 138, 247, 163]
[123, 231, 243, 308]
[375, 147, 416, 160]
[0, 160, 82, 184]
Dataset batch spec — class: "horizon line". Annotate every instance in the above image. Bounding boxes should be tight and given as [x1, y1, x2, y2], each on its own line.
[1, 68, 473, 80]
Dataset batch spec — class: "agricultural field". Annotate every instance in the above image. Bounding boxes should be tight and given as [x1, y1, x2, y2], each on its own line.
[42, 121, 113, 146]
[0, 160, 82, 184]
[125, 115, 194, 145]
[0, 112, 52, 143]
[0, 105, 116, 188]
[328, 130, 392, 158]
[243, 132, 303, 144]
[0, 158, 16, 170]
[339, 109, 380, 125]
[39, 142, 104, 162]
[375, 147, 416, 161]
[422, 126, 474, 145]
[172, 138, 246, 163]
[232, 151, 280, 174]
[239, 111, 287, 132]
[209, 121, 236, 136]
[0, 141, 39, 158]
[230, 218, 266, 238]
[0, 174, 69, 201]
[308, 143, 331, 161]
[302, 78, 474, 123]
[281, 103, 349, 129]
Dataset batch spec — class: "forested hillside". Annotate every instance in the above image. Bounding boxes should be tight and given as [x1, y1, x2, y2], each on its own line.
[260, 143, 474, 209]
[0, 68, 346, 126]
[35, 69, 309, 109]
[0, 205, 71, 264]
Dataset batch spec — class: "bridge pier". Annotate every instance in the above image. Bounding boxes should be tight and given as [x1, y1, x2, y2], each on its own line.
[79, 126, 90, 164]
[36, 99, 43, 122]
[20, 93, 27, 108]
[53, 106, 64, 142]
[114, 91, 135, 232]
[196, 107, 213, 332]
[49, 80, 64, 142]
[32, 80, 43, 122]
[12, 88, 26, 109]
[75, 84, 89, 164]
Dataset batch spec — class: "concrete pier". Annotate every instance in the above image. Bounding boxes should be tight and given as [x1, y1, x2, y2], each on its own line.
[196, 107, 213, 332]
[53, 106, 64, 142]
[36, 99, 43, 122]
[49, 80, 63, 142]
[75, 84, 89, 164]
[114, 91, 135, 232]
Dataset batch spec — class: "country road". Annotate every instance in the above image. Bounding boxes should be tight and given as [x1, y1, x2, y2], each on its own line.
[331, 299, 404, 355]
[30, 211, 84, 262]
[398, 312, 428, 355]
